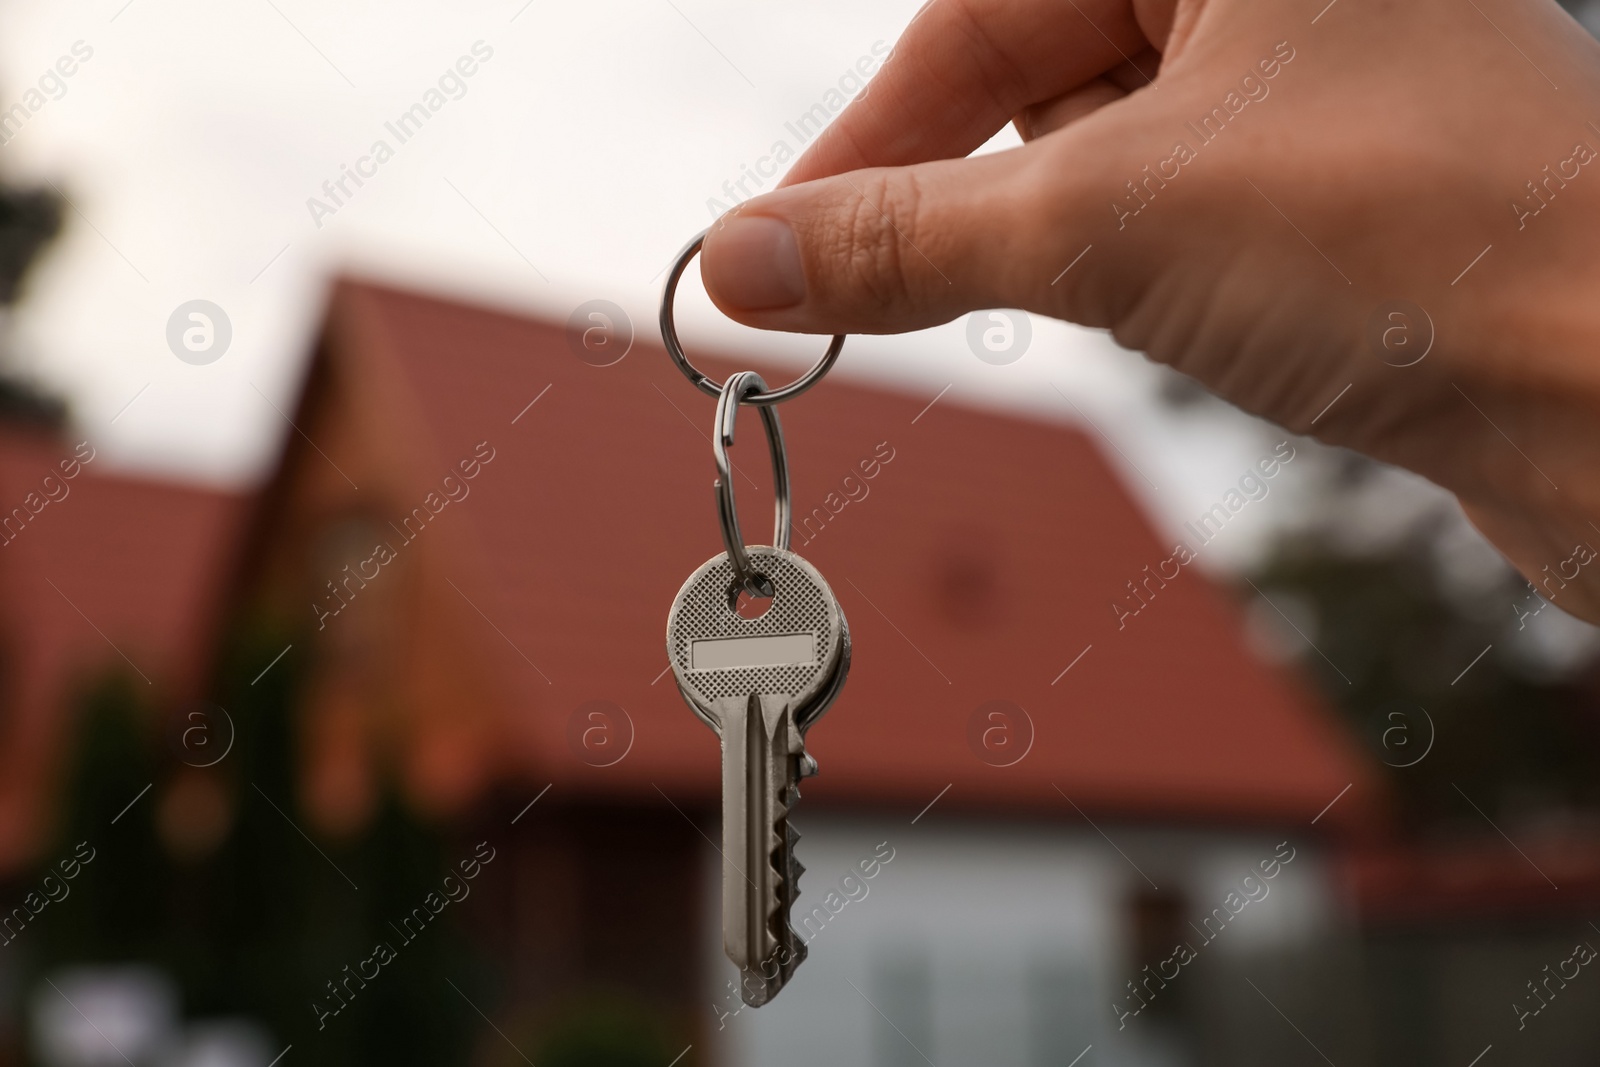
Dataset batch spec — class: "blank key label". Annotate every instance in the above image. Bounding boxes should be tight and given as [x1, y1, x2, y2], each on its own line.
[691, 633, 816, 671]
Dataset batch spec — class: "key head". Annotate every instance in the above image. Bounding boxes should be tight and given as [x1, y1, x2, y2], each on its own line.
[666, 546, 850, 732]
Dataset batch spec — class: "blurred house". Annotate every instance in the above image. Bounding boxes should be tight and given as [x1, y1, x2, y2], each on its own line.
[0, 280, 1429, 1065]
[248, 282, 1387, 1067]
[0, 427, 244, 871]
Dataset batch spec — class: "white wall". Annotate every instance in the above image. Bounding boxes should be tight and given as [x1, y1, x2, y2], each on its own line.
[700, 813, 1335, 1067]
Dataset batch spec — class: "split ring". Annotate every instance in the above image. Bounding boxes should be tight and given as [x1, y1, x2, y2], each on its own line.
[714, 371, 790, 591]
[661, 228, 845, 405]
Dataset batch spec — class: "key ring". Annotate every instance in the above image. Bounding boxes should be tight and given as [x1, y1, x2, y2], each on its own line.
[714, 371, 790, 593]
[661, 227, 846, 405]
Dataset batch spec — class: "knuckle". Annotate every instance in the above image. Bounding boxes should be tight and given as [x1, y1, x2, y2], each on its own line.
[825, 171, 925, 310]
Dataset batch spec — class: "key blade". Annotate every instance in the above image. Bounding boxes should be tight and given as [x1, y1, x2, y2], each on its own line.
[723, 694, 784, 968]
[717, 693, 809, 1007]
[720, 693, 783, 973]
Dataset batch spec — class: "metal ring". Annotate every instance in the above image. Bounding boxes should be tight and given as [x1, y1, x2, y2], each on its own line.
[714, 371, 790, 591]
[661, 227, 846, 405]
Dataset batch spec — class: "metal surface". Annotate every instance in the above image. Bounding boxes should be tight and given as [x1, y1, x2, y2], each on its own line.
[706, 690, 808, 1006]
[666, 546, 849, 727]
[657, 240, 854, 1005]
[665, 545, 852, 1005]
[691, 632, 816, 671]
[714, 371, 791, 592]
[659, 227, 845, 405]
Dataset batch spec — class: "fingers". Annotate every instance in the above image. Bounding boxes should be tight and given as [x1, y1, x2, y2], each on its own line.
[703, 0, 1176, 336]
[1013, 79, 1126, 142]
[1015, 45, 1163, 141]
[781, 0, 1153, 185]
[701, 142, 1109, 335]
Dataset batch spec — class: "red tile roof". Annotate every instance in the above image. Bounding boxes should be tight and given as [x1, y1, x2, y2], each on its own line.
[314, 280, 1383, 833]
[0, 276, 1387, 875]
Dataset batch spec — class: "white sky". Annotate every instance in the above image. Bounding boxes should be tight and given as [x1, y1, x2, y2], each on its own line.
[0, 0, 1383, 572]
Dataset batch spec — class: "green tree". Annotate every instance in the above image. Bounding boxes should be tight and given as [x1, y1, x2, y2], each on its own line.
[1246, 459, 1600, 833]
[16, 618, 488, 1065]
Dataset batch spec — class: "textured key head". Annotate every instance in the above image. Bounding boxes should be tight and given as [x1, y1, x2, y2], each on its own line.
[667, 546, 849, 724]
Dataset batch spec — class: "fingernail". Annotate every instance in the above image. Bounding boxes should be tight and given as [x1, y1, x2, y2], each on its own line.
[703, 215, 807, 311]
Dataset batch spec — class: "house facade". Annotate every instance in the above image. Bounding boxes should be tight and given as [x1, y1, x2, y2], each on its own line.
[0, 280, 1385, 1065]
[243, 282, 1378, 1064]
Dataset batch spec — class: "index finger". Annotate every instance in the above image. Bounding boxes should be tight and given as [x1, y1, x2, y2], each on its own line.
[781, 0, 1158, 186]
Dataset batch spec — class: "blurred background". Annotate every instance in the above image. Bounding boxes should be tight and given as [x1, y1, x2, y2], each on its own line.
[2, 0, 1600, 1064]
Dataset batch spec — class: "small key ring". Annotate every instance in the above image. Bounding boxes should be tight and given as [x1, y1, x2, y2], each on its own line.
[661, 227, 846, 405]
[714, 371, 791, 592]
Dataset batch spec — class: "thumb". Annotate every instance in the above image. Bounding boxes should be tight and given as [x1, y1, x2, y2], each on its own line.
[700, 147, 1102, 336]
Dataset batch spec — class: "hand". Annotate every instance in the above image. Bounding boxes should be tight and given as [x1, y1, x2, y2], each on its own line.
[700, 0, 1600, 622]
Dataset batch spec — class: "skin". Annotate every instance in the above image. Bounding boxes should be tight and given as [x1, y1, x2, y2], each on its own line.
[700, 0, 1600, 622]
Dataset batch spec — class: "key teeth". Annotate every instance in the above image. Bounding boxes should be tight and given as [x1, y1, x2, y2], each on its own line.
[738, 767, 811, 1009]
[763, 789, 788, 914]
[778, 769, 803, 909]
[766, 754, 803, 906]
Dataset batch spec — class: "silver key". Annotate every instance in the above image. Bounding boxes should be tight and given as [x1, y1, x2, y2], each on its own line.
[667, 544, 850, 1005]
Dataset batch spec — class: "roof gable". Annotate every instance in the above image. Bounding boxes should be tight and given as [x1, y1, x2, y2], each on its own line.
[305, 280, 1381, 832]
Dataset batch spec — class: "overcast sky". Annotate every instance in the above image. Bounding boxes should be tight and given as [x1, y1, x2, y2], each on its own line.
[0, 0, 1406, 573]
